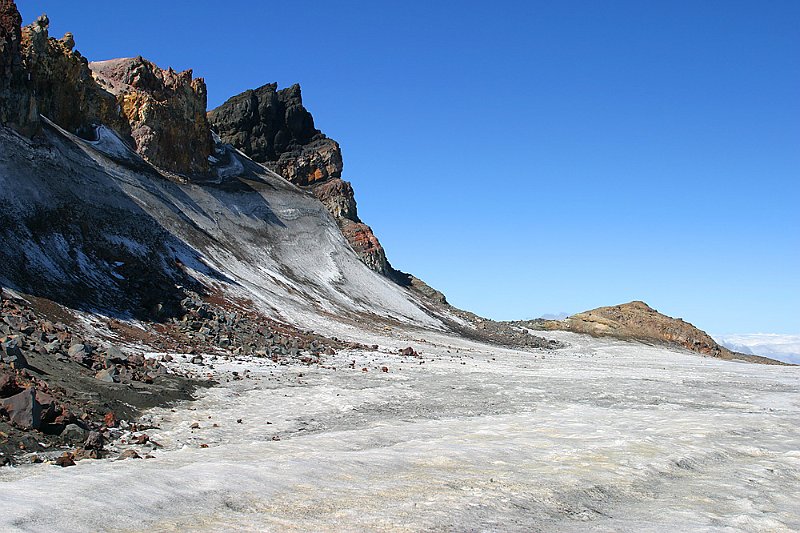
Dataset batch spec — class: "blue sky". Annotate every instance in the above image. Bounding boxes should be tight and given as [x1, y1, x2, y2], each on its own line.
[18, 1, 800, 334]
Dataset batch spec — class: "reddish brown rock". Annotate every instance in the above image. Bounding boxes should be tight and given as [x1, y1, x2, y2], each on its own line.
[90, 56, 213, 175]
[0, 387, 56, 430]
[20, 14, 126, 139]
[538, 301, 776, 362]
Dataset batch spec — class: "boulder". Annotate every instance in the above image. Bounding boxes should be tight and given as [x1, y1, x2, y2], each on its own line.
[95, 367, 118, 383]
[84, 430, 104, 450]
[0, 387, 56, 430]
[0, 338, 27, 369]
[61, 423, 86, 441]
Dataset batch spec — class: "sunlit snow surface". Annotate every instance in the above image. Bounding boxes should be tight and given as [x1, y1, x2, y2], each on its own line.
[1, 331, 799, 532]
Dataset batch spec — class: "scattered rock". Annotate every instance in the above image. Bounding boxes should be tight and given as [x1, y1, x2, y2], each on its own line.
[54, 452, 75, 467]
[118, 449, 141, 460]
[95, 367, 119, 383]
[61, 423, 86, 441]
[84, 430, 104, 450]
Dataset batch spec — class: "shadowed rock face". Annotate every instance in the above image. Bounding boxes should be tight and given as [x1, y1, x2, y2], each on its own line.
[209, 83, 342, 186]
[0, 0, 36, 134]
[209, 84, 397, 277]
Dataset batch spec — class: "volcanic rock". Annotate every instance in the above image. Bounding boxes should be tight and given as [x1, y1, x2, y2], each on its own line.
[0, 0, 37, 134]
[20, 13, 126, 139]
[209, 83, 342, 185]
[89, 56, 213, 175]
[0, 387, 55, 430]
[84, 430, 104, 450]
[537, 301, 737, 359]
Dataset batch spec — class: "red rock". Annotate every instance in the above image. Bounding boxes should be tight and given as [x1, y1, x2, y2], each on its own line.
[54, 452, 75, 467]
[103, 411, 118, 428]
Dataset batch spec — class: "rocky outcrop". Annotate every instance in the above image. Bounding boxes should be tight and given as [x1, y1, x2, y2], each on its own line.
[20, 15, 127, 140]
[208, 83, 342, 186]
[0, 0, 36, 134]
[311, 178, 393, 276]
[209, 83, 398, 276]
[530, 301, 784, 363]
[90, 57, 212, 175]
[0, 2, 212, 176]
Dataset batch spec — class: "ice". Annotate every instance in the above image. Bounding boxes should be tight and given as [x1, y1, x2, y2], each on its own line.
[1, 331, 798, 532]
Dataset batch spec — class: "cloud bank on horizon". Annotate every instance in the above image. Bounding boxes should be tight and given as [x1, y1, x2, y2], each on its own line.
[716, 334, 800, 365]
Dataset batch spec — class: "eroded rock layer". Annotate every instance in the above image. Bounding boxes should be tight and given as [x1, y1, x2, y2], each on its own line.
[0, 0, 36, 134]
[90, 57, 213, 175]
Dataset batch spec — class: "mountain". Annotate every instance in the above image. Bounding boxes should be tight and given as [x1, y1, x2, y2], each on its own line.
[0, 0, 787, 459]
[522, 301, 788, 364]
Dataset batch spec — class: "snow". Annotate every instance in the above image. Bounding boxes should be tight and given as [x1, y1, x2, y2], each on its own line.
[717, 334, 800, 365]
[1, 331, 798, 532]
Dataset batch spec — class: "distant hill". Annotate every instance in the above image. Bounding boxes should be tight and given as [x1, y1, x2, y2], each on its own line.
[521, 301, 789, 365]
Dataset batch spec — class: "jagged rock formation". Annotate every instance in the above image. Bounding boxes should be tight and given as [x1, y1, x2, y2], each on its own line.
[209, 84, 402, 279]
[209, 83, 342, 185]
[208, 84, 452, 303]
[90, 57, 212, 175]
[0, 4, 211, 176]
[20, 15, 127, 140]
[528, 301, 785, 363]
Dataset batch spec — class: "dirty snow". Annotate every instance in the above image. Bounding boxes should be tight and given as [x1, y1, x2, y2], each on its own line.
[1, 331, 798, 532]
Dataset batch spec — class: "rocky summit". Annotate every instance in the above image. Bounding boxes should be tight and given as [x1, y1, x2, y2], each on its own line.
[525, 300, 786, 364]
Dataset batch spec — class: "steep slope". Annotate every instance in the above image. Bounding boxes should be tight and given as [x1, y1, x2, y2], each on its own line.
[208, 84, 402, 283]
[524, 301, 786, 364]
[0, 120, 442, 331]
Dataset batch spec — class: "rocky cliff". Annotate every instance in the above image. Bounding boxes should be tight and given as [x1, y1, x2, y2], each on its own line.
[527, 301, 785, 364]
[89, 57, 212, 175]
[209, 84, 401, 279]
[0, 4, 211, 176]
[208, 83, 342, 186]
[0, 0, 36, 134]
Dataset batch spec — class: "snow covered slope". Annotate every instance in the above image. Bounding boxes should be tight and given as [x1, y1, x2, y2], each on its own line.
[0, 121, 443, 332]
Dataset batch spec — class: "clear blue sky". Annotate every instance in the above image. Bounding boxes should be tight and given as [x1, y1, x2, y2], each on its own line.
[19, 1, 800, 334]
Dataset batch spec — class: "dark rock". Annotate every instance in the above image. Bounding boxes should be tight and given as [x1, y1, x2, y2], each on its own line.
[84, 430, 104, 450]
[0, 0, 37, 134]
[0, 339, 27, 369]
[61, 423, 86, 441]
[0, 371, 22, 398]
[209, 83, 342, 186]
[0, 387, 52, 430]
